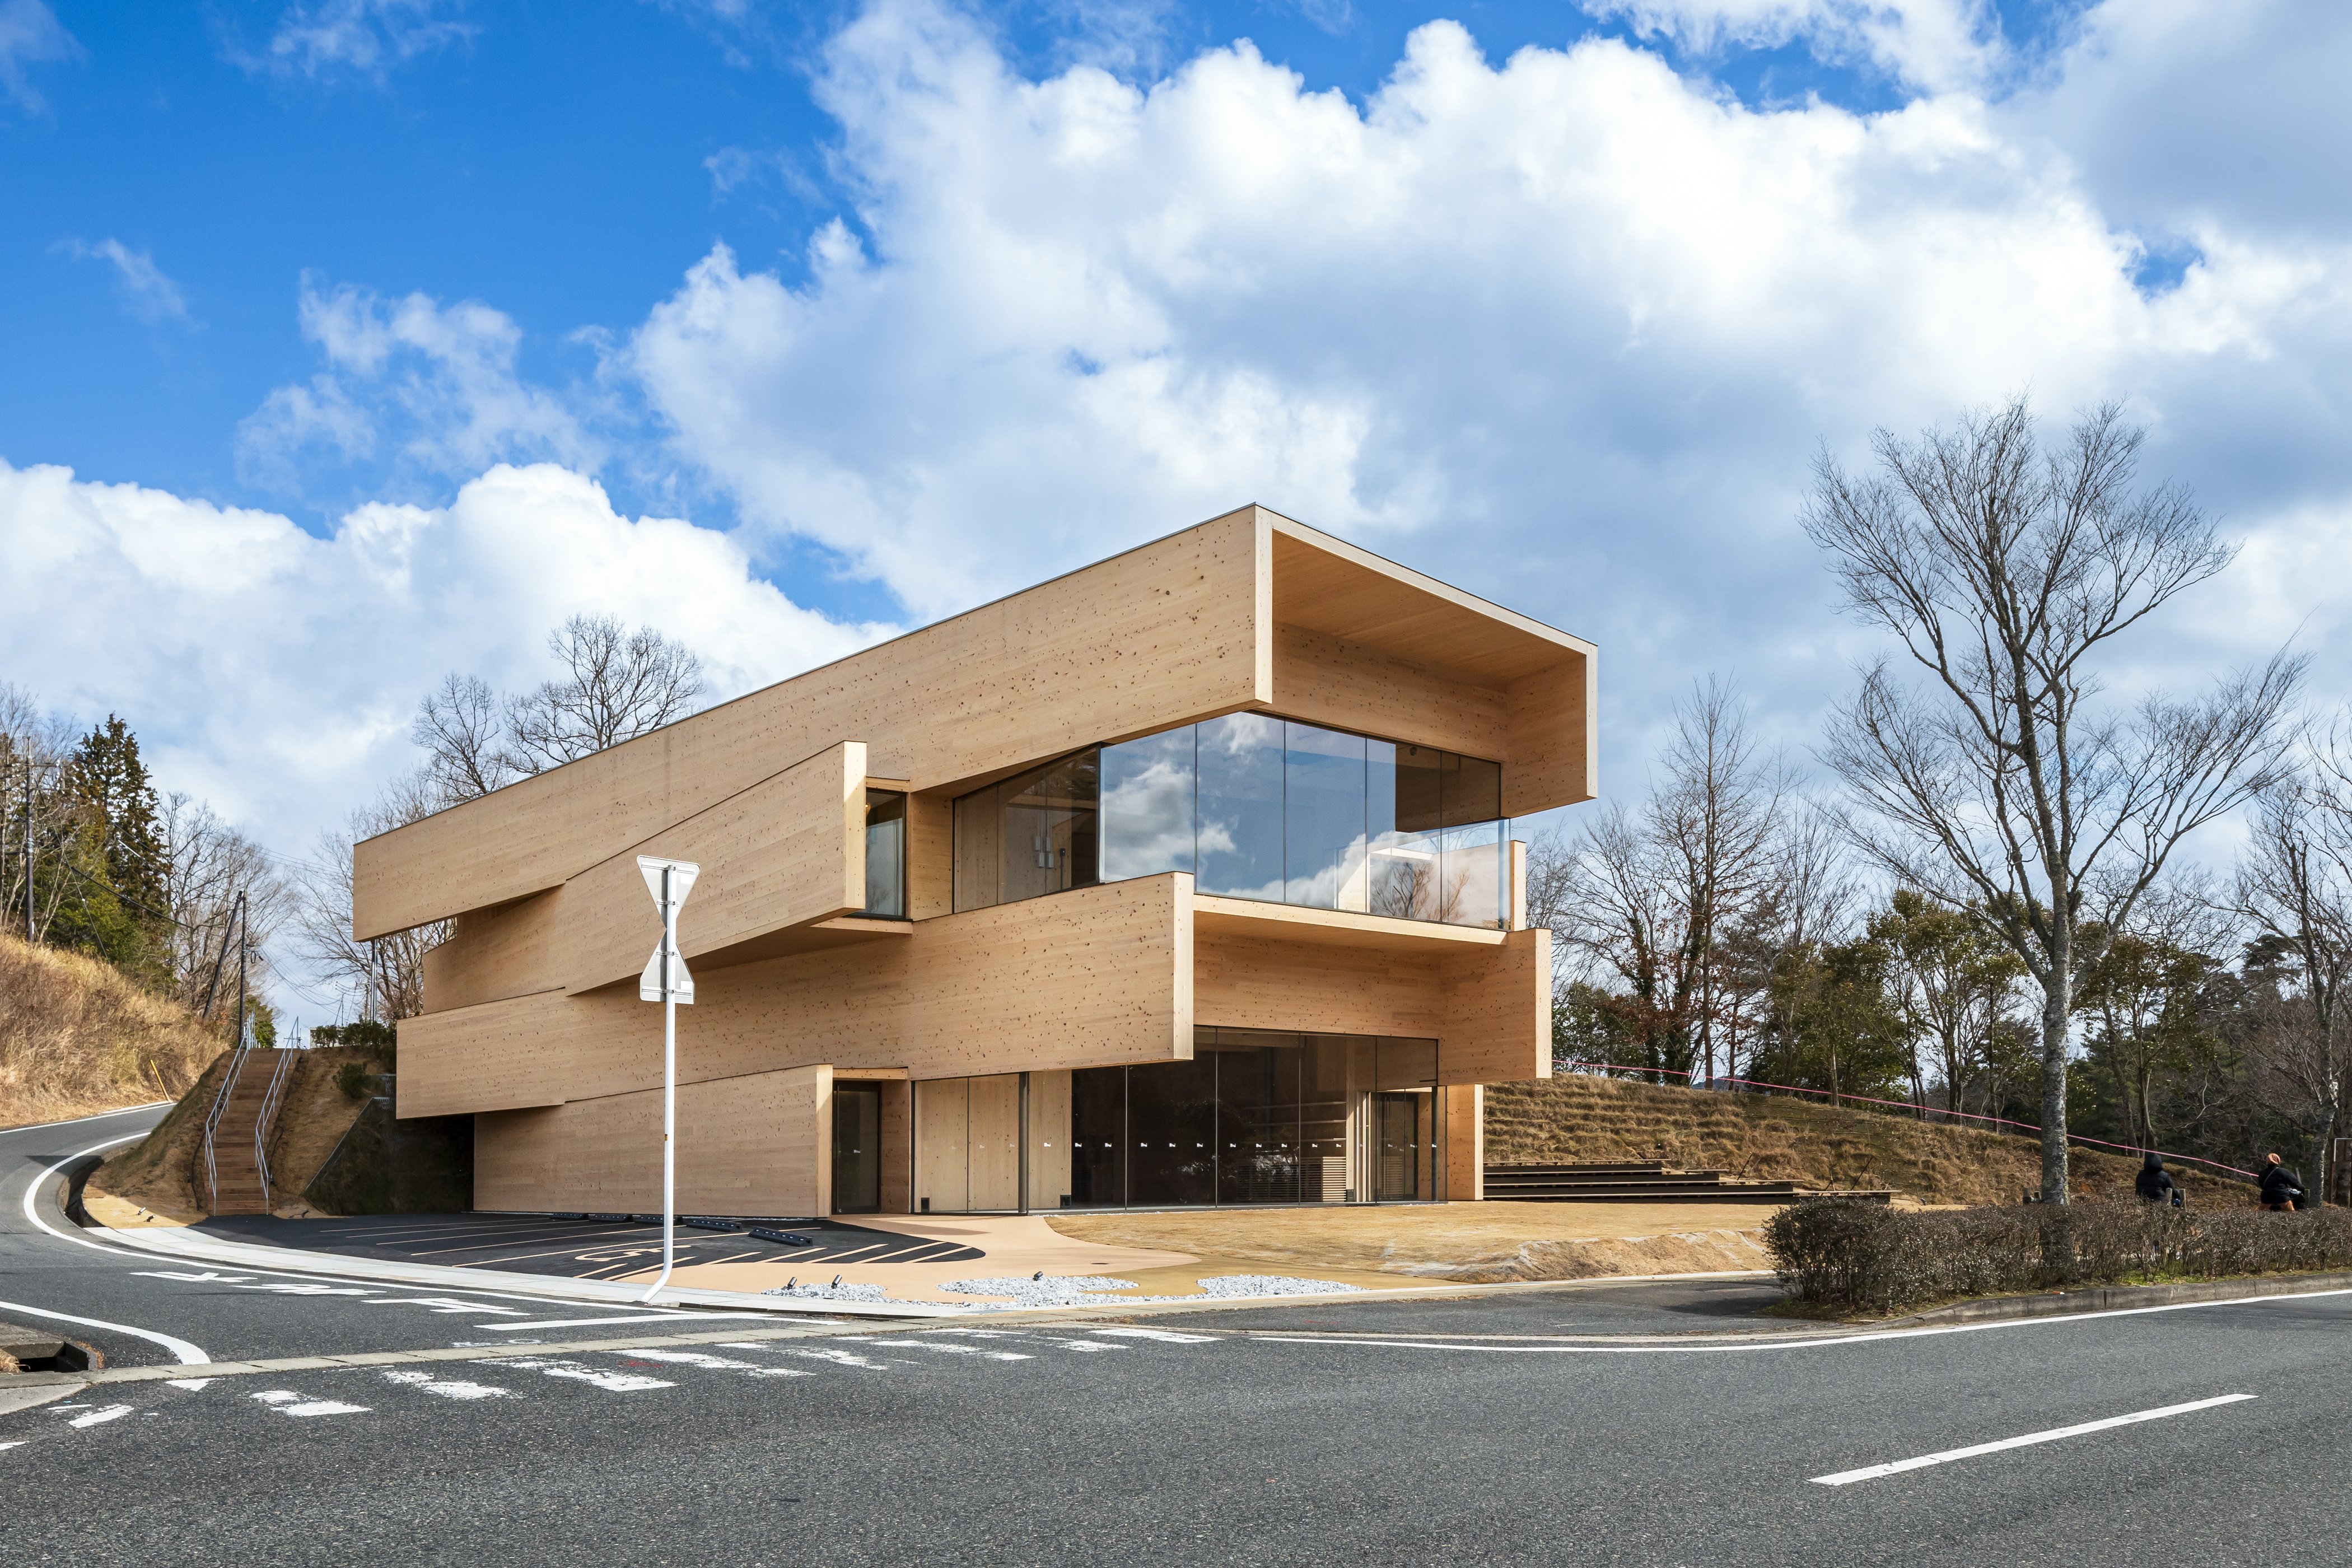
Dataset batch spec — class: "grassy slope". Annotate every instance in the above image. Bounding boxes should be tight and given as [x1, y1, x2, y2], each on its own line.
[1486, 1074, 2256, 1208]
[93, 1045, 385, 1220]
[0, 932, 223, 1130]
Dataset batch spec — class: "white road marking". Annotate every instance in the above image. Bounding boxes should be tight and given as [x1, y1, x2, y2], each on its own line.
[1053, 1340, 1121, 1352]
[13, 1133, 211, 1362]
[382, 1370, 516, 1401]
[250, 1390, 370, 1418]
[0, 1442, 22, 1452]
[239, 1283, 380, 1298]
[68, 1406, 133, 1428]
[165, 1380, 214, 1390]
[1091, 1327, 1216, 1343]
[501, 1358, 675, 1392]
[759, 1346, 893, 1370]
[840, 1338, 1030, 1361]
[1808, 1394, 2259, 1486]
[132, 1272, 254, 1284]
[601, 1349, 808, 1378]
[482, 1313, 760, 1331]
[368, 1296, 526, 1315]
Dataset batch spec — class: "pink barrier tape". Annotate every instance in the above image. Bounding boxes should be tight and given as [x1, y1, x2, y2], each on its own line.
[1558, 1058, 2258, 1180]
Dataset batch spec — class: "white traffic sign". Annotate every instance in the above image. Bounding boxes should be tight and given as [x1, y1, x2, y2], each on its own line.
[637, 856, 699, 1004]
[636, 854, 701, 1305]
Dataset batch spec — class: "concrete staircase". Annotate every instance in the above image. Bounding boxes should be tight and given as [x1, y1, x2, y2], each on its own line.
[206, 1049, 288, 1216]
[1483, 1159, 1892, 1205]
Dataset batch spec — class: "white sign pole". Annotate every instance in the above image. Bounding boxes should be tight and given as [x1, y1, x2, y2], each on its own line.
[637, 856, 698, 1304]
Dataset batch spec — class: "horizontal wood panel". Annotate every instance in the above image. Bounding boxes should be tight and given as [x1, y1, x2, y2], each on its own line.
[558, 741, 866, 993]
[1439, 926, 1552, 1084]
[1271, 623, 1510, 761]
[355, 512, 1267, 937]
[396, 876, 1194, 1117]
[472, 1064, 829, 1216]
[1192, 894, 1506, 952]
[421, 892, 561, 1013]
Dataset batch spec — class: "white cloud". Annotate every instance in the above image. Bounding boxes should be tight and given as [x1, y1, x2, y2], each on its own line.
[241, 0, 473, 80]
[0, 0, 77, 113]
[59, 239, 195, 325]
[1579, 0, 2004, 94]
[241, 279, 599, 492]
[0, 458, 886, 857]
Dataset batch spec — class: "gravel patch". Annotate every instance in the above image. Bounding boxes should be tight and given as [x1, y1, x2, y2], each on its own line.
[760, 1280, 893, 1302]
[942, 1273, 1365, 1308]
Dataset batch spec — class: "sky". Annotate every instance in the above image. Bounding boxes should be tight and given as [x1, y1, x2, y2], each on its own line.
[3, 0, 2349, 1016]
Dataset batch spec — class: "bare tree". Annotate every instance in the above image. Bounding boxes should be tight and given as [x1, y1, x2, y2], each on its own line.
[2232, 746, 2352, 1193]
[412, 618, 706, 802]
[290, 774, 448, 1021]
[1807, 396, 2305, 1202]
[412, 673, 517, 803]
[157, 793, 288, 1019]
[1558, 682, 1787, 1080]
[0, 683, 83, 943]
[503, 615, 704, 773]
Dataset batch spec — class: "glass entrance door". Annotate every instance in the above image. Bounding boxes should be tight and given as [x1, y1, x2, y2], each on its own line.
[832, 1084, 882, 1214]
[1373, 1093, 1422, 1201]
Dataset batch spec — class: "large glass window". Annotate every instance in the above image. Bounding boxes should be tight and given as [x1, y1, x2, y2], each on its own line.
[1057, 1029, 1443, 1209]
[861, 790, 907, 918]
[953, 717, 1508, 928]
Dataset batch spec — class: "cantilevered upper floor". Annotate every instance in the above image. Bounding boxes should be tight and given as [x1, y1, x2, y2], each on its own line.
[353, 504, 1595, 980]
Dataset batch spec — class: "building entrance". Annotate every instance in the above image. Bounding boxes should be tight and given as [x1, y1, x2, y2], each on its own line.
[1065, 1028, 1443, 1209]
[831, 1084, 882, 1214]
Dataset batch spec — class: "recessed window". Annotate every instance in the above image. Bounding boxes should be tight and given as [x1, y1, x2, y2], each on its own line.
[861, 790, 907, 918]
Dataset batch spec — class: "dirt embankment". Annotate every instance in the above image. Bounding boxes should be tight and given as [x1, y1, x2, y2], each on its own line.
[91, 1046, 387, 1220]
[1486, 1074, 2256, 1207]
[0, 932, 223, 1130]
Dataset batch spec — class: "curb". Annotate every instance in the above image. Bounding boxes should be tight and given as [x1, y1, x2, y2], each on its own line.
[1877, 1270, 2352, 1328]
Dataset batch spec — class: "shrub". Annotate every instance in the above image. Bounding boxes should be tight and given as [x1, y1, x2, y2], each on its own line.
[1764, 1198, 2352, 1314]
[334, 1061, 376, 1100]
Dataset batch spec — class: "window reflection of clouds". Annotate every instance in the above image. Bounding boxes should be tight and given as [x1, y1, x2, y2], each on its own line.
[976, 715, 1508, 928]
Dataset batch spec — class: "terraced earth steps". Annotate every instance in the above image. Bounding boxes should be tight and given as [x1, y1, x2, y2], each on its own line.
[1483, 1160, 1893, 1205]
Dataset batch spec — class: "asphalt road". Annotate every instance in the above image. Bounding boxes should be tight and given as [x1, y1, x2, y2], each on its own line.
[6, 1108, 2349, 1566]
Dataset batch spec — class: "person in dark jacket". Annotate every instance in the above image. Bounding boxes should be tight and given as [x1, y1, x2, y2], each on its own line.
[2136, 1152, 2182, 1206]
[2258, 1152, 2304, 1212]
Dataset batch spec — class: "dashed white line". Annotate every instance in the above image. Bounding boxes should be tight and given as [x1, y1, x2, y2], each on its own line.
[1809, 1394, 2259, 1486]
[382, 1370, 517, 1401]
[501, 1358, 674, 1392]
[839, 1337, 1031, 1361]
[250, 1390, 370, 1418]
[1091, 1327, 1216, 1344]
[603, 1349, 809, 1378]
[67, 1406, 133, 1428]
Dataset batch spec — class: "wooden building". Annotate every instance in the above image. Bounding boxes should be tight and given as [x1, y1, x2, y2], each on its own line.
[355, 505, 1594, 1217]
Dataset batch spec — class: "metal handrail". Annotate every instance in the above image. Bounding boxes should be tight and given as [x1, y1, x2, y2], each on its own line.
[200, 1034, 253, 1212]
[254, 1047, 296, 1211]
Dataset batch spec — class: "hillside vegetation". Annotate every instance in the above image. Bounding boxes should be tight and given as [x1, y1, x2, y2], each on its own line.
[0, 932, 221, 1130]
[1487, 1073, 2258, 1208]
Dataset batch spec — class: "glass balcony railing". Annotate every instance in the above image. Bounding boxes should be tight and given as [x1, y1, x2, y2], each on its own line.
[952, 716, 1508, 929]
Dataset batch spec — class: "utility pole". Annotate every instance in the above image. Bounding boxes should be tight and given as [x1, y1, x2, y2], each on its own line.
[21, 756, 32, 945]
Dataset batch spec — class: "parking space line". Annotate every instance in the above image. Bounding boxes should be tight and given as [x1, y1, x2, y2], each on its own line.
[1809, 1394, 2258, 1486]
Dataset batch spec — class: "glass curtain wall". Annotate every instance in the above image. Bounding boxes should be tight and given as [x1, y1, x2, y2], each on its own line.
[1065, 1029, 1441, 1208]
[956, 718, 1506, 928]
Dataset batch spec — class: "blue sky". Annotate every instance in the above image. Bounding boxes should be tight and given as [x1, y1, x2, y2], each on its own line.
[5, 0, 2350, 1012]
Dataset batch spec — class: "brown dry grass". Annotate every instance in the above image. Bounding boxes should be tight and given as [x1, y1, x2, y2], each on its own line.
[1486, 1074, 2256, 1207]
[0, 932, 223, 1130]
[91, 1044, 384, 1220]
[1046, 1202, 1777, 1282]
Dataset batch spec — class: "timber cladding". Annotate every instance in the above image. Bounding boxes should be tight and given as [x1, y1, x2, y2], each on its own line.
[354, 511, 1268, 939]
[356, 505, 1594, 940]
[396, 874, 1196, 1119]
[472, 1064, 831, 1216]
